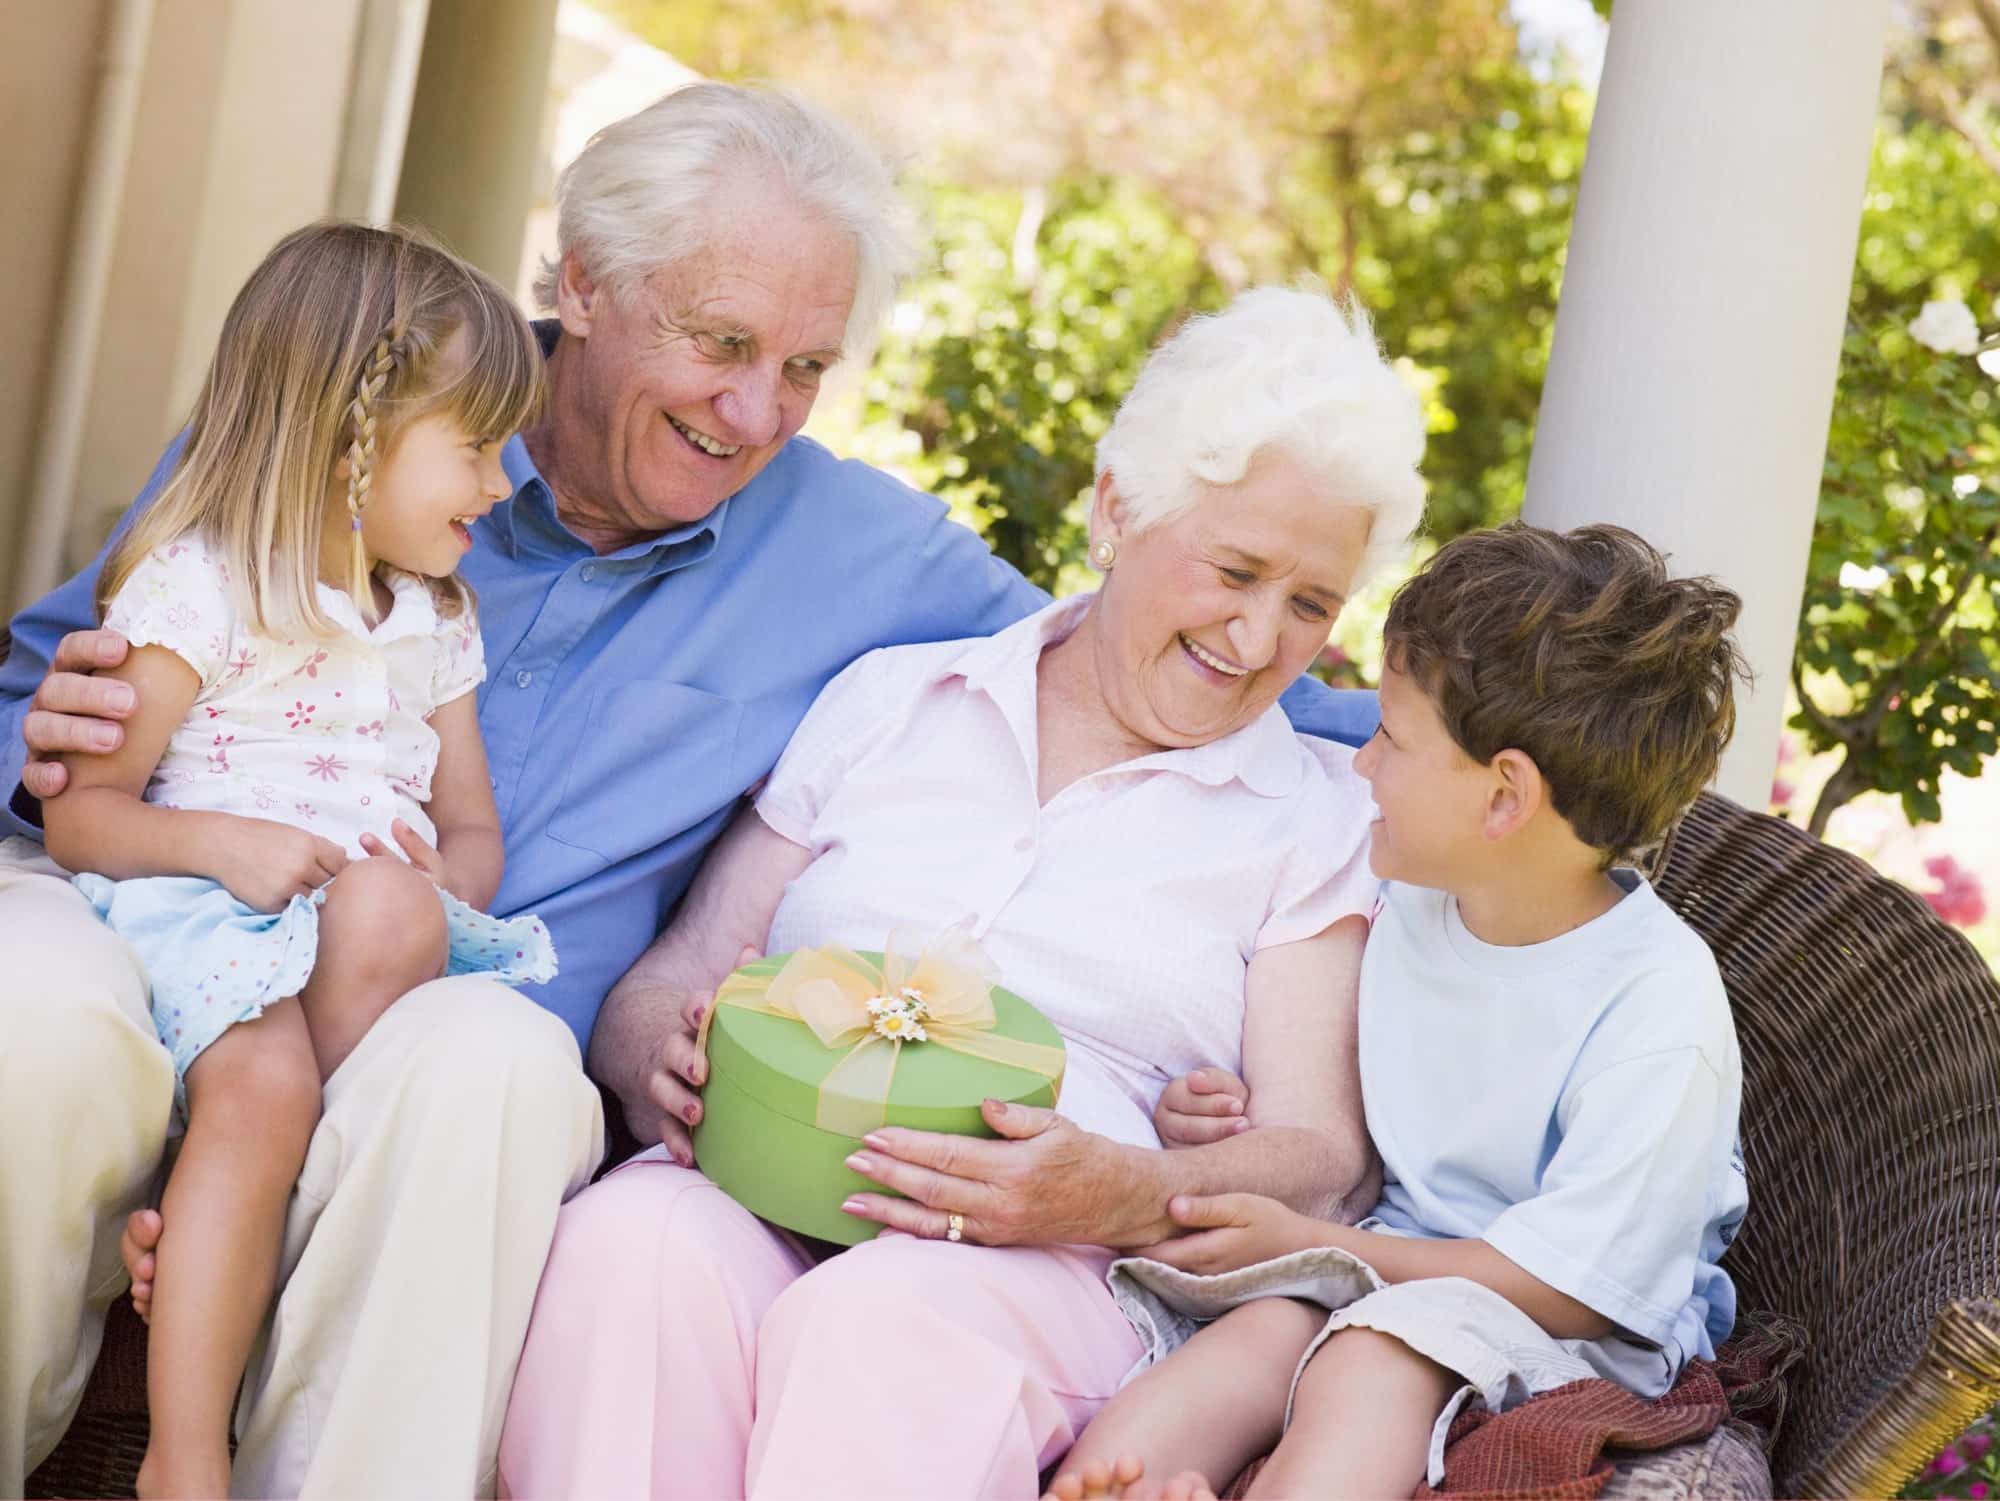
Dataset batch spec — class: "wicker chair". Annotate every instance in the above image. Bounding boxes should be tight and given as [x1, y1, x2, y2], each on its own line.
[24, 791, 2000, 1499]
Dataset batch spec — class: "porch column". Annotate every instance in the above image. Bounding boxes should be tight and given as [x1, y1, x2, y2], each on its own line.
[393, 0, 560, 285]
[1521, 0, 1889, 809]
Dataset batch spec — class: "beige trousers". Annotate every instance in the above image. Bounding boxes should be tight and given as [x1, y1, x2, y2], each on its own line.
[0, 837, 605, 1498]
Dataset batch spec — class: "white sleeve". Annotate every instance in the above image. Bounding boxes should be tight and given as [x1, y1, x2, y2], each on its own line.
[1481, 1045, 1728, 1346]
[101, 540, 234, 690]
[1255, 741, 1379, 950]
[429, 601, 487, 709]
[755, 648, 904, 848]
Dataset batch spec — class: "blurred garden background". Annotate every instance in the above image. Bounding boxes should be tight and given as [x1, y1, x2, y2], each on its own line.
[570, 0, 2000, 988]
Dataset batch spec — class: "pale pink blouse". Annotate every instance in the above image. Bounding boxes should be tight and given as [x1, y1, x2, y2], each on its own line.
[757, 595, 1377, 1150]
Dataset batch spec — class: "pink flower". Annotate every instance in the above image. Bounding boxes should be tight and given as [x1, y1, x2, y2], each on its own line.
[1921, 856, 1989, 928]
[293, 649, 329, 679]
[1777, 732, 1800, 765]
[1770, 778, 1795, 810]
[1965, 1433, 1993, 1462]
[1935, 1446, 1965, 1475]
[284, 700, 316, 729]
[227, 647, 258, 678]
[1968, 1481, 1988, 1499]
[306, 755, 348, 784]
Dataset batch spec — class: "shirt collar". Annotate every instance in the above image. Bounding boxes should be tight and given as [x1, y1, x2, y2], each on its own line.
[945, 594, 1306, 799]
[314, 566, 437, 646]
[490, 433, 728, 580]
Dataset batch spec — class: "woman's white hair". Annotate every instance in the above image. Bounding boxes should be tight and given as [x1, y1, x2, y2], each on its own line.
[532, 82, 917, 354]
[1095, 287, 1427, 590]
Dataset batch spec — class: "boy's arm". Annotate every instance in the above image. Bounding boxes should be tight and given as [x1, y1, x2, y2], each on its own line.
[420, 691, 504, 908]
[1148, 1044, 1732, 1347]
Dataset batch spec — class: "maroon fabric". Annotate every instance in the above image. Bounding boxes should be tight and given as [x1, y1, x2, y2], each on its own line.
[1224, 1313, 1803, 1501]
[1415, 1313, 1805, 1500]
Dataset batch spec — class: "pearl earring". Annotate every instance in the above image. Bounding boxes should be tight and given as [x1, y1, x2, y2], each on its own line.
[1091, 540, 1116, 569]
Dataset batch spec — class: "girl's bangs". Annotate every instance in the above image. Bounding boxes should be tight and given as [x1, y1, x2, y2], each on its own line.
[432, 285, 547, 443]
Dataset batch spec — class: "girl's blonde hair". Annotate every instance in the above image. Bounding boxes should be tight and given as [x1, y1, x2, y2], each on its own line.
[100, 220, 545, 634]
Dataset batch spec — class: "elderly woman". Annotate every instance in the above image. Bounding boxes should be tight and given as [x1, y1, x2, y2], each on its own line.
[497, 285, 1425, 1500]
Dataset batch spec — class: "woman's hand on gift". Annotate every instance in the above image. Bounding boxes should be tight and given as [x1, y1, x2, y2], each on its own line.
[1136, 1192, 1332, 1275]
[1154, 1066, 1251, 1148]
[840, 1099, 1166, 1247]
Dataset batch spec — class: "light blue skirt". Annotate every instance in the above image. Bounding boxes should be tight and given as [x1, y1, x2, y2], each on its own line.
[74, 871, 558, 1098]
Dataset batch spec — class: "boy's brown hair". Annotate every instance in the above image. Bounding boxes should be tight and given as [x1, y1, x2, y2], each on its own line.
[1383, 522, 1749, 866]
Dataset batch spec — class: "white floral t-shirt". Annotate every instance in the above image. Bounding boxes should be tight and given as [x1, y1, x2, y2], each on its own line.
[100, 535, 486, 859]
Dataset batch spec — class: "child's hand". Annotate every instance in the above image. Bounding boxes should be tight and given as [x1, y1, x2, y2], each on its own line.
[358, 819, 447, 883]
[1139, 1192, 1327, 1275]
[1153, 1066, 1250, 1148]
[206, 816, 349, 912]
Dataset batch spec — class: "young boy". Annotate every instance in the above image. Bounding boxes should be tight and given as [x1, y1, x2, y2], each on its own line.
[1051, 522, 1753, 1501]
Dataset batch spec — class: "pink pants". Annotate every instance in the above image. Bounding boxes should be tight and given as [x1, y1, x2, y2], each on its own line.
[497, 1148, 1144, 1499]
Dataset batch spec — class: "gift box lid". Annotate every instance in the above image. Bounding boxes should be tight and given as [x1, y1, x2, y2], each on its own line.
[704, 952, 1064, 1135]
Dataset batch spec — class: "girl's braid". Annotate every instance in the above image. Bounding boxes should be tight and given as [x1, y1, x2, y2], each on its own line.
[342, 334, 401, 617]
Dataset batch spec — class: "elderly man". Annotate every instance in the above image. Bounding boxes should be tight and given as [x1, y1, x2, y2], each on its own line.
[0, 84, 1376, 1497]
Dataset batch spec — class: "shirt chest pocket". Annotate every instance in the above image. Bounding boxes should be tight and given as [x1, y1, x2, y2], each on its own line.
[547, 680, 744, 868]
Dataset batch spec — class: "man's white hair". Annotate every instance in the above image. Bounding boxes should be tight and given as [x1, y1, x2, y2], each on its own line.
[533, 82, 916, 355]
[1095, 287, 1427, 590]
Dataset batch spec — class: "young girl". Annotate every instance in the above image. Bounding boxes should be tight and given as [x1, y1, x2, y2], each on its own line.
[41, 220, 556, 1501]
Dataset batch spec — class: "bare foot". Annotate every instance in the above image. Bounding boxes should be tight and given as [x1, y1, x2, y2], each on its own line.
[1044, 1455, 1215, 1501]
[135, 1445, 231, 1500]
[120, 1208, 162, 1323]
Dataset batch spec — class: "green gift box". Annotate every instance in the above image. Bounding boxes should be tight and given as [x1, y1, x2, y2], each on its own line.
[692, 945, 1066, 1245]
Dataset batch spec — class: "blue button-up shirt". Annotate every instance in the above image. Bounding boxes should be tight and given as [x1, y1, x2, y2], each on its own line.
[1, 432, 1382, 1050]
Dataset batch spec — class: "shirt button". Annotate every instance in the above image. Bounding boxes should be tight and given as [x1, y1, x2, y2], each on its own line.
[580, 564, 596, 582]
[514, 669, 533, 688]
[1013, 835, 1033, 852]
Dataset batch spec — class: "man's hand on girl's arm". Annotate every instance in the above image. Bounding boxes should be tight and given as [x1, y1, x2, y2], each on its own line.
[17, 627, 136, 803]
[588, 801, 809, 1161]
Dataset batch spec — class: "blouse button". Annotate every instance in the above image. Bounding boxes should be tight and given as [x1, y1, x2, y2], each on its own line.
[1013, 835, 1033, 853]
[580, 563, 597, 582]
[514, 670, 533, 688]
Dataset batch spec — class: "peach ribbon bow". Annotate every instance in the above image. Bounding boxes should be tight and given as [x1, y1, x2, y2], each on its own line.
[697, 924, 1066, 1136]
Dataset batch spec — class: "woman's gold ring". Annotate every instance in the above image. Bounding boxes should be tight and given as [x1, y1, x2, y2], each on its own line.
[946, 1212, 965, 1243]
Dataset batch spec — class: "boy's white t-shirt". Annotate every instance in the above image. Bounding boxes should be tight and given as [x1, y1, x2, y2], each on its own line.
[1359, 870, 1748, 1374]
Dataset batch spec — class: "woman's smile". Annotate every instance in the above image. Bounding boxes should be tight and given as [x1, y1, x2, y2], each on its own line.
[1179, 633, 1250, 681]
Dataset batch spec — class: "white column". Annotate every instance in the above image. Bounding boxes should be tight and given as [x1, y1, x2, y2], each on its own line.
[1522, 0, 1888, 810]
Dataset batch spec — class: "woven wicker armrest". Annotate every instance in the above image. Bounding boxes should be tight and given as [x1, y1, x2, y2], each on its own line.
[1652, 793, 2000, 1498]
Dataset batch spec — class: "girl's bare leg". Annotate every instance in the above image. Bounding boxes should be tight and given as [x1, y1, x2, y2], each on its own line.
[1247, 1325, 1459, 1500]
[1046, 1297, 1326, 1501]
[295, 855, 448, 1081]
[122, 858, 452, 1318]
[137, 1000, 321, 1500]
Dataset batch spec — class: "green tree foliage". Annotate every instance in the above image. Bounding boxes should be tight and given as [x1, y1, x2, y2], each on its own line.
[1337, 72, 1590, 539]
[1794, 121, 2000, 836]
[852, 181, 1222, 589]
[599, 0, 2000, 823]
